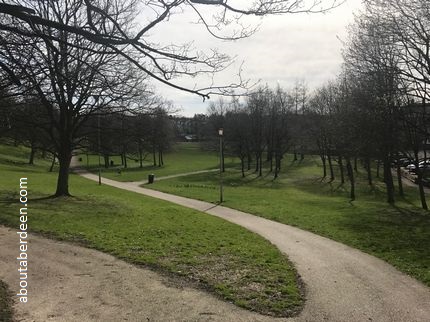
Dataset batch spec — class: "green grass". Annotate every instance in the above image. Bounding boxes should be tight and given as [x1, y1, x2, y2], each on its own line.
[79, 142, 238, 182]
[0, 144, 303, 317]
[0, 281, 13, 322]
[147, 155, 430, 287]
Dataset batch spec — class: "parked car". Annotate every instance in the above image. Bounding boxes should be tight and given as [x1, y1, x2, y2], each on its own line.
[418, 159, 430, 169]
[407, 159, 430, 173]
[405, 163, 416, 171]
[394, 157, 413, 167]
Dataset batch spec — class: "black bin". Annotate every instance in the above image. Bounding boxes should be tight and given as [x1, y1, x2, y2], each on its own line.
[148, 174, 155, 184]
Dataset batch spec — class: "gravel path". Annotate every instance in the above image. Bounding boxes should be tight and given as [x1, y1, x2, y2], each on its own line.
[76, 170, 430, 322]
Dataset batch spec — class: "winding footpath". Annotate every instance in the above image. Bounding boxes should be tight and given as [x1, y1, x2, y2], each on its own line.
[76, 170, 430, 322]
[1, 168, 429, 321]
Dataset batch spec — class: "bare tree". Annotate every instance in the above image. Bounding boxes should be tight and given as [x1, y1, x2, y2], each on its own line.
[0, 0, 342, 196]
[247, 87, 270, 177]
[343, 7, 404, 204]
[363, 0, 430, 209]
[0, 0, 145, 196]
[0, 0, 343, 99]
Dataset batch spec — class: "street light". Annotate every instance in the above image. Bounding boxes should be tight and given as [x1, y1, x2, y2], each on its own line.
[97, 113, 101, 185]
[218, 128, 223, 203]
[93, 95, 102, 186]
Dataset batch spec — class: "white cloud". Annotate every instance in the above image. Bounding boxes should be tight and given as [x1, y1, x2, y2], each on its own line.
[141, 0, 363, 116]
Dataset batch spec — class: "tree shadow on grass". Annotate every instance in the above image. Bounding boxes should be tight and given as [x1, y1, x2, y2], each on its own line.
[0, 192, 15, 205]
[0, 158, 28, 166]
[0, 190, 75, 206]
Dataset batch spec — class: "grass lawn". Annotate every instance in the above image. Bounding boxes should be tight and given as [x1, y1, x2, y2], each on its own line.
[0, 143, 303, 317]
[0, 281, 13, 322]
[147, 155, 430, 287]
[78, 142, 238, 182]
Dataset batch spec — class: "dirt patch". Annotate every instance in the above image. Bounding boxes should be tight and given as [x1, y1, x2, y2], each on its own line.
[0, 226, 289, 322]
[0, 280, 14, 322]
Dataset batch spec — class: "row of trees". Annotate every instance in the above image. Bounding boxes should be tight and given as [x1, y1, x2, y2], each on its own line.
[0, 95, 174, 169]
[84, 108, 173, 169]
[203, 1, 429, 210]
[0, 0, 339, 196]
[313, 0, 430, 209]
[205, 83, 308, 179]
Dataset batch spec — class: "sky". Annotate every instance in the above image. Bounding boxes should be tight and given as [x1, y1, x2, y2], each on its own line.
[142, 0, 364, 117]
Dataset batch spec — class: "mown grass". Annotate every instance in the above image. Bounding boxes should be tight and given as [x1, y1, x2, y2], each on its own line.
[0, 281, 13, 322]
[0, 144, 303, 317]
[79, 142, 237, 182]
[148, 155, 430, 287]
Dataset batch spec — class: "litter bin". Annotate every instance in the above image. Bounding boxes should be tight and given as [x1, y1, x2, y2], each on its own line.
[148, 174, 155, 184]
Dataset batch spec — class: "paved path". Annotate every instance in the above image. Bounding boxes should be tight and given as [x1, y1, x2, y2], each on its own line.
[75, 170, 430, 322]
[134, 168, 219, 185]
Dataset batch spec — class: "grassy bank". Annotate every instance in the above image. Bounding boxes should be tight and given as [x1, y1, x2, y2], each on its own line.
[0, 144, 303, 317]
[79, 142, 238, 182]
[147, 155, 430, 286]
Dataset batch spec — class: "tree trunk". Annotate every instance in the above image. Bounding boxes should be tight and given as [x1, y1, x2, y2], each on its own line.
[395, 153, 404, 197]
[247, 153, 252, 171]
[29, 145, 36, 165]
[104, 155, 109, 168]
[417, 171, 428, 210]
[383, 156, 395, 204]
[123, 153, 128, 168]
[354, 157, 358, 173]
[269, 152, 273, 172]
[293, 151, 297, 161]
[300, 153, 304, 160]
[338, 156, 345, 184]
[54, 148, 72, 197]
[139, 149, 143, 168]
[49, 154, 56, 172]
[413, 150, 428, 210]
[346, 157, 355, 201]
[328, 154, 334, 182]
[274, 154, 280, 179]
[376, 159, 381, 178]
[152, 145, 156, 166]
[365, 158, 372, 186]
[241, 157, 245, 178]
[259, 154, 263, 177]
[320, 154, 327, 178]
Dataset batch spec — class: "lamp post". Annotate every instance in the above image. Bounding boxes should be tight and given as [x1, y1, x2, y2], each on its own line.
[97, 113, 101, 185]
[218, 128, 223, 203]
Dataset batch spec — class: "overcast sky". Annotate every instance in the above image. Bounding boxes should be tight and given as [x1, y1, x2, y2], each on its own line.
[144, 0, 364, 116]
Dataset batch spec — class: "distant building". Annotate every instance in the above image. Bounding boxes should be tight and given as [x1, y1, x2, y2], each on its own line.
[171, 114, 208, 142]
